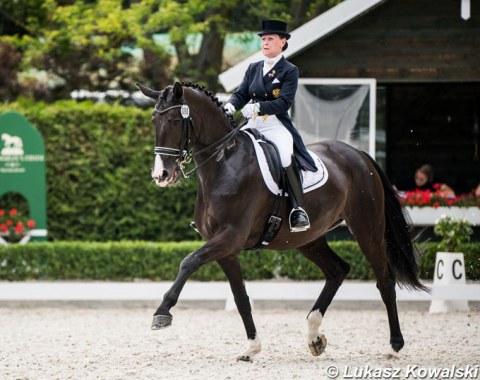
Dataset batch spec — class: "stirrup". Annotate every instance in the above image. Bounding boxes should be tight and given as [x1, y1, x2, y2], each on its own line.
[289, 207, 311, 232]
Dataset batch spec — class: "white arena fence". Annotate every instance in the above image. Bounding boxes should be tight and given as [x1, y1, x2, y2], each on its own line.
[1, 281, 479, 310]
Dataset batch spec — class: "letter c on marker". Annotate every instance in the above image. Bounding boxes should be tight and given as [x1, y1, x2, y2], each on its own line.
[452, 259, 463, 280]
[436, 259, 444, 280]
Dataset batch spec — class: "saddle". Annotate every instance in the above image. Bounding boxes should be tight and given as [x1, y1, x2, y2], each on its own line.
[243, 128, 283, 187]
[243, 128, 286, 249]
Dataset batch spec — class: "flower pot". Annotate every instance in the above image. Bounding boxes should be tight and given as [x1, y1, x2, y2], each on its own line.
[406, 206, 480, 226]
[429, 252, 469, 313]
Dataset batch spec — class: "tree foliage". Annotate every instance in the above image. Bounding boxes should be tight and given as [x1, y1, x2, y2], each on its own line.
[0, 0, 342, 99]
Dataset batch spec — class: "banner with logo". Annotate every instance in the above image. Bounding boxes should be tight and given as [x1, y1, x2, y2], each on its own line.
[0, 111, 47, 242]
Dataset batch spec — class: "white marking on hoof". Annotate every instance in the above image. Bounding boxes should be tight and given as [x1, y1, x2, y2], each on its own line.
[237, 335, 261, 362]
[385, 348, 400, 360]
[307, 310, 327, 356]
[307, 310, 323, 342]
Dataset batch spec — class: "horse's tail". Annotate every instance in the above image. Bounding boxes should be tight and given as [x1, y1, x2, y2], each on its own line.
[364, 153, 429, 292]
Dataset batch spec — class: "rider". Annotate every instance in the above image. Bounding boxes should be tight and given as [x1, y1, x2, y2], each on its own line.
[224, 20, 317, 232]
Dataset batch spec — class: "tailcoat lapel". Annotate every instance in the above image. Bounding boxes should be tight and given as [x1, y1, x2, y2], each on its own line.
[253, 63, 266, 95]
[263, 56, 286, 86]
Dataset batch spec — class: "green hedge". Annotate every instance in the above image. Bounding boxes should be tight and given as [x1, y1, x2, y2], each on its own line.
[1, 241, 478, 281]
[0, 100, 199, 242]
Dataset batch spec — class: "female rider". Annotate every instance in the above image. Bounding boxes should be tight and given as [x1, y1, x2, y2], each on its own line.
[225, 20, 317, 232]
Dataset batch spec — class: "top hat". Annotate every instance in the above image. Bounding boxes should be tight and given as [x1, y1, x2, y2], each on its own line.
[257, 20, 291, 40]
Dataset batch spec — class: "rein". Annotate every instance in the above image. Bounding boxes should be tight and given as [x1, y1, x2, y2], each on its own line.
[153, 102, 245, 178]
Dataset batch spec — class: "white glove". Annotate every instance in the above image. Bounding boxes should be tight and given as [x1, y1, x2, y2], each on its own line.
[224, 102, 236, 115]
[241, 103, 260, 119]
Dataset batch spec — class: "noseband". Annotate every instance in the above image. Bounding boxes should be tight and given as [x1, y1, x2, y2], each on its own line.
[153, 101, 245, 179]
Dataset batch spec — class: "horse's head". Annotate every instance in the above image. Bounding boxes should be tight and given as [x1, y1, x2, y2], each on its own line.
[137, 82, 189, 187]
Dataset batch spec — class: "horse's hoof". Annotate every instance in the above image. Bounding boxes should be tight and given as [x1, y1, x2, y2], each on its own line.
[151, 314, 173, 330]
[309, 334, 327, 356]
[236, 355, 253, 362]
[385, 348, 400, 360]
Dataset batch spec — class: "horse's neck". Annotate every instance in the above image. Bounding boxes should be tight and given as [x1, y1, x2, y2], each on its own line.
[194, 132, 253, 188]
[193, 120, 232, 151]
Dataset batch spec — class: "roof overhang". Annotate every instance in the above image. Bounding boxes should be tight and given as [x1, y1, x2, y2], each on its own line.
[219, 0, 388, 92]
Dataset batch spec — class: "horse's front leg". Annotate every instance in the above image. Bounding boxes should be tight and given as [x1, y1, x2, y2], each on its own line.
[151, 234, 241, 329]
[151, 250, 201, 329]
[217, 255, 261, 362]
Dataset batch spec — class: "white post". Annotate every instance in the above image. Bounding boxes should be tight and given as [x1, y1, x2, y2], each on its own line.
[461, 0, 471, 20]
[429, 252, 469, 313]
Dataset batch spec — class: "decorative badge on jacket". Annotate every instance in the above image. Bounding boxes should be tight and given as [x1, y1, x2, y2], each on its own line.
[272, 88, 281, 98]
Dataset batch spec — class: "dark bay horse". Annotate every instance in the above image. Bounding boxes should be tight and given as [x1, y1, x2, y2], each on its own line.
[137, 81, 427, 361]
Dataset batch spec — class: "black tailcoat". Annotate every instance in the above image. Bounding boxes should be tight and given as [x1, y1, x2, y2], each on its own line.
[228, 57, 317, 172]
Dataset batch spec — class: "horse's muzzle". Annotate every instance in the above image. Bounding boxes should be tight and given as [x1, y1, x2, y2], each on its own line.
[152, 168, 179, 188]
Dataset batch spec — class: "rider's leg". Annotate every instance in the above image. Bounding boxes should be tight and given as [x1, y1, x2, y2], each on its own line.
[284, 157, 310, 232]
[255, 123, 310, 232]
[255, 123, 293, 167]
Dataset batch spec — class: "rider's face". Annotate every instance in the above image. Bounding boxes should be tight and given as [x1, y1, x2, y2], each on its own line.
[261, 34, 286, 58]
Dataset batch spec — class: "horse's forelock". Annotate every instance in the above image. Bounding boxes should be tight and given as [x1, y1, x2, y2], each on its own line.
[162, 86, 171, 101]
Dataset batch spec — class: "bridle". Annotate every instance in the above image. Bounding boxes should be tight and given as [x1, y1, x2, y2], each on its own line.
[153, 101, 244, 179]
[153, 103, 192, 177]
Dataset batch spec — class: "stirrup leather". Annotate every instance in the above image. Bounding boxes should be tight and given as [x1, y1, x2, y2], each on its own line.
[289, 207, 311, 232]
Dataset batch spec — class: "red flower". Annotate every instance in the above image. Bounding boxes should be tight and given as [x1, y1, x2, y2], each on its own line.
[421, 190, 431, 204]
[14, 222, 23, 234]
[0, 209, 5, 217]
[433, 183, 441, 190]
[0, 224, 7, 233]
[6, 219, 12, 226]
[27, 220, 36, 229]
[433, 202, 440, 208]
[9, 208, 17, 217]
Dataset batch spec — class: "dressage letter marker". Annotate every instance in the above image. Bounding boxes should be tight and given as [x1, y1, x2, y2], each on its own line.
[429, 252, 469, 313]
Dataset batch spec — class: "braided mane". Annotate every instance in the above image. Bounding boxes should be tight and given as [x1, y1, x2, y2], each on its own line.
[180, 82, 236, 128]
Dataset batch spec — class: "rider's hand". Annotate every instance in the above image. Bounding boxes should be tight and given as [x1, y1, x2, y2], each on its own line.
[241, 103, 260, 119]
[224, 102, 236, 115]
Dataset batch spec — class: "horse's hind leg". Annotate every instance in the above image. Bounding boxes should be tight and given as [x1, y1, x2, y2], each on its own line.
[299, 237, 350, 356]
[347, 218, 404, 357]
[217, 255, 260, 362]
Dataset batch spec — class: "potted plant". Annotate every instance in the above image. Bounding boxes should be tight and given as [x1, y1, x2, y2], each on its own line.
[429, 215, 473, 313]
[0, 208, 36, 245]
[399, 187, 480, 225]
[433, 214, 473, 252]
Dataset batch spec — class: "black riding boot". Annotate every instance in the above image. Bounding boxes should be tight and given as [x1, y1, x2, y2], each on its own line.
[284, 160, 310, 232]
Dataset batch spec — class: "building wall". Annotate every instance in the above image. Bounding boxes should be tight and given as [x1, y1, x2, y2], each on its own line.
[290, 0, 480, 82]
[289, 0, 480, 194]
[386, 82, 479, 195]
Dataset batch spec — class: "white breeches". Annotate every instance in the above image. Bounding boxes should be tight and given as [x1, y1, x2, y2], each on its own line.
[244, 116, 293, 167]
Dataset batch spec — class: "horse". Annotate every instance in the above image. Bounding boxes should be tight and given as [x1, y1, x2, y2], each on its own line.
[137, 81, 427, 361]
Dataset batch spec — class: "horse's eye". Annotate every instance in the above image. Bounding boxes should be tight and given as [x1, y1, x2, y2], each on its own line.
[170, 119, 181, 127]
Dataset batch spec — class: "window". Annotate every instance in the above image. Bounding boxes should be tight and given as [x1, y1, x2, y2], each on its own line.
[292, 78, 384, 168]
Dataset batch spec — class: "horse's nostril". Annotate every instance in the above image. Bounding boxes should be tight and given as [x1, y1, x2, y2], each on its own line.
[161, 170, 169, 180]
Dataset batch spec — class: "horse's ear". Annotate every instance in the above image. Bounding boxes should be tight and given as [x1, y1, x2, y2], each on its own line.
[136, 82, 161, 100]
[173, 82, 183, 100]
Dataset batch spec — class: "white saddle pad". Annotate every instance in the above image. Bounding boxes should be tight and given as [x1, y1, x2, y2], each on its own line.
[243, 130, 328, 195]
